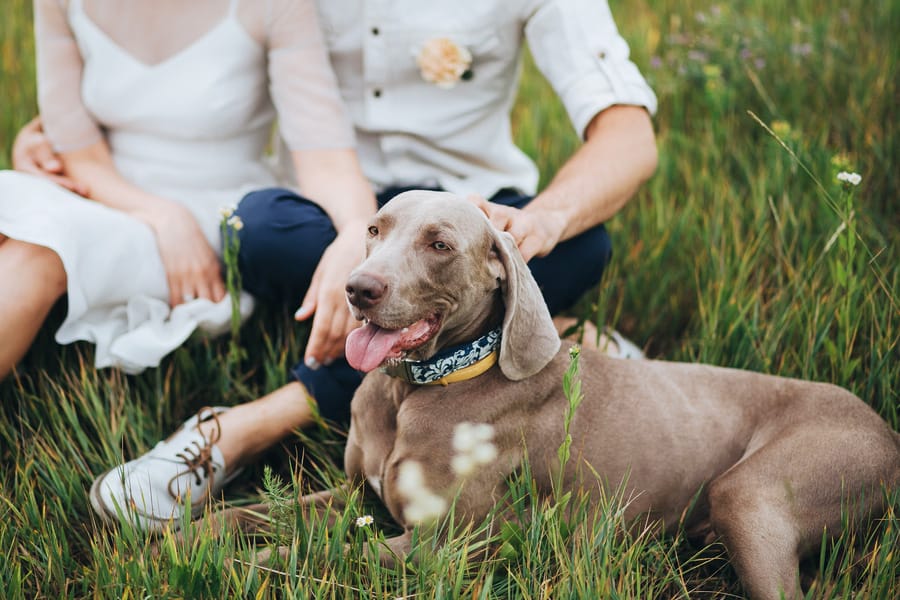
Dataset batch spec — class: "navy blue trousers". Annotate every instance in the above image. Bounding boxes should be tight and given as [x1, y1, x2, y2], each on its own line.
[233, 186, 611, 423]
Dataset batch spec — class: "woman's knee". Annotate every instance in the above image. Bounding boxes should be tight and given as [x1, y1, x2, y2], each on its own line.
[5, 239, 67, 298]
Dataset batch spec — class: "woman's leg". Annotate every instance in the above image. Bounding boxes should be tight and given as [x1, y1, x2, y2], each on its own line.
[0, 237, 67, 379]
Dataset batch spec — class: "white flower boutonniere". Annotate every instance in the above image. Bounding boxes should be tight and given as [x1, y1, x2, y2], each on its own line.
[415, 37, 473, 88]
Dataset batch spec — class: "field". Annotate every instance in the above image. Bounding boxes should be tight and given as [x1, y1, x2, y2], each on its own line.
[1, 0, 898, 598]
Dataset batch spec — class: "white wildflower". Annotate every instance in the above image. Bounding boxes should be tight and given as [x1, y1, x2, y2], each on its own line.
[227, 215, 244, 231]
[452, 421, 494, 452]
[450, 454, 477, 477]
[836, 171, 862, 186]
[218, 204, 237, 219]
[396, 460, 447, 524]
[355, 514, 374, 527]
[451, 421, 498, 476]
[470, 441, 498, 464]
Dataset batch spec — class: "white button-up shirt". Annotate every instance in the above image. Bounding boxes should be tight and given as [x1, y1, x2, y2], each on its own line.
[315, 0, 657, 198]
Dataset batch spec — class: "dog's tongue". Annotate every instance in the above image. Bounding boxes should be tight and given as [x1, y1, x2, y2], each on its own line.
[346, 319, 435, 372]
[346, 323, 403, 372]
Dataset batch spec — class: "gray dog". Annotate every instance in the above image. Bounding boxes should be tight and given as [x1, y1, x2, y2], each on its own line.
[216, 191, 900, 600]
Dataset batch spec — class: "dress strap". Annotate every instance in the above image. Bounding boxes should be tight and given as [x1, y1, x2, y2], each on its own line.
[227, 0, 240, 17]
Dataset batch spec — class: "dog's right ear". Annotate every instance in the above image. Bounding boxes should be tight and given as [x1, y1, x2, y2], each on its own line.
[491, 230, 560, 380]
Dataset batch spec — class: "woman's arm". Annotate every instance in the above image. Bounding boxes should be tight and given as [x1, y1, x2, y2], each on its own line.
[60, 141, 226, 306]
[12, 116, 87, 195]
[34, 0, 224, 306]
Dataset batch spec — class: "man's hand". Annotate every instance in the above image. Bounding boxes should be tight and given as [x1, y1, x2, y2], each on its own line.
[144, 203, 226, 307]
[294, 221, 368, 367]
[467, 194, 565, 262]
[11, 117, 89, 196]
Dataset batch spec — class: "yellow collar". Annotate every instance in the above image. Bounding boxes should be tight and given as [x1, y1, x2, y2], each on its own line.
[424, 350, 498, 386]
[380, 327, 502, 386]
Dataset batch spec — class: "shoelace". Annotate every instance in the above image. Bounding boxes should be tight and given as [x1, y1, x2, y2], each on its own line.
[168, 407, 223, 498]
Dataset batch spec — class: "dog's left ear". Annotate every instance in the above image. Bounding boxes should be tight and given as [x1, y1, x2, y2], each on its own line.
[490, 230, 560, 380]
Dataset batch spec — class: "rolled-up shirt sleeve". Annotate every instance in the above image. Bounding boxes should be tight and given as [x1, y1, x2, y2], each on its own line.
[34, 0, 103, 152]
[266, 0, 356, 151]
[524, 0, 657, 139]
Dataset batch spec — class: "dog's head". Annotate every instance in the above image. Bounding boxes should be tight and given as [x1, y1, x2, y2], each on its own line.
[344, 190, 560, 380]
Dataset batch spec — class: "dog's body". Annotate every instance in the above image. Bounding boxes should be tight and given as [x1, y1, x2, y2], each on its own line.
[338, 191, 900, 599]
[349, 342, 892, 540]
[215, 191, 900, 599]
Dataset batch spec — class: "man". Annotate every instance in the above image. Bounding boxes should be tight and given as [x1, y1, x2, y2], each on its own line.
[14, 0, 657, 531]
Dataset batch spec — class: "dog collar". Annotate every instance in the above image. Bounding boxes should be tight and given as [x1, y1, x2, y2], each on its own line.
[381, 328, 501, 386]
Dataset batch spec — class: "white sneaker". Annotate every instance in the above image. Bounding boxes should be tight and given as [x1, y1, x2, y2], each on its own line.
[90, 407, 239, 533]
[602, 328, 646, 359]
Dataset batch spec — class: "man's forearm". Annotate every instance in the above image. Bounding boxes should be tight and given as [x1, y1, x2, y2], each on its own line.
[526, 105, 658, 243]
[291, 148, 377, 234]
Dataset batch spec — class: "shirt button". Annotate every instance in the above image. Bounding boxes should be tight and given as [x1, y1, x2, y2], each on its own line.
[371, 26, 380, 35]
[373, 89, 382, 98]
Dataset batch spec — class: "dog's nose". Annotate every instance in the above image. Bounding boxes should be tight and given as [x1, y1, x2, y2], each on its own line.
[346, 273, 387, 309]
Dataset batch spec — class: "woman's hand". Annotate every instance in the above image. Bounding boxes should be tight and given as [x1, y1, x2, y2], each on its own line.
[467, 195, 565, 262]
[294, 220, 368, 367]
[12, 117, 89, 196]
[55, 140, 226, 308]
[144, 203, 226, 307]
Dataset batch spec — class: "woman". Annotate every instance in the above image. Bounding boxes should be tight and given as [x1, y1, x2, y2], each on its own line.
[0, 0, 374, 379]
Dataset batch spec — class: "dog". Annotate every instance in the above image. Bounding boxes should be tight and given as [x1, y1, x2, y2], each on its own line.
[214, 190, 900, 599]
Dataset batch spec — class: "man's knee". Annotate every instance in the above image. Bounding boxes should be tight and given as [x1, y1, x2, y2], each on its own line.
[234, 188, 293, 244]
[233, 188, 336, 303]
[529, 224, 612, 314]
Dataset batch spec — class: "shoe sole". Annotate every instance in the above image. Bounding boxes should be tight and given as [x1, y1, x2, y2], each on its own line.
[89, 468, 132, 526]
[88, 464, 246, 533]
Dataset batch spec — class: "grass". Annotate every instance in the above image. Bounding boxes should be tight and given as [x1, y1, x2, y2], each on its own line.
[1, 0, 898, 597]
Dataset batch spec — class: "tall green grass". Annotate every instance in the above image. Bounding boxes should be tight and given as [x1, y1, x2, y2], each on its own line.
[1, 0, 898, 597]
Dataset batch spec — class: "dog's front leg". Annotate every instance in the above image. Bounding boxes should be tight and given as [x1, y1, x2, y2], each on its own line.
[368, 529, 414, 568]
[218, 485, 356, 570]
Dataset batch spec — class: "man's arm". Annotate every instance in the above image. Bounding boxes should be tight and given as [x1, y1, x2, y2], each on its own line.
[478, 105, 657, 261]
[290, 148, 378, 366]
[526, 105, 657, 252]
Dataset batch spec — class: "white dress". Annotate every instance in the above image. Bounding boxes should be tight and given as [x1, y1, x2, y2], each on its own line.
[0, 0, 353, 373]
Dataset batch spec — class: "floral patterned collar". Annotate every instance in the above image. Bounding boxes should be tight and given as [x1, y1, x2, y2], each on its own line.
[381, 328, 502, 386]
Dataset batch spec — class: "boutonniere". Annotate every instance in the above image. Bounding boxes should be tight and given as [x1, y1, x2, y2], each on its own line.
[415, 37, 473, 88]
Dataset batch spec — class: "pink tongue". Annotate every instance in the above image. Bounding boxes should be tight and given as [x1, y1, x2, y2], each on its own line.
[346, 323, 406, 372]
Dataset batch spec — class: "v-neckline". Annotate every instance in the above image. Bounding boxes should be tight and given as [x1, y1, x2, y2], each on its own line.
[76, 9, 233, 71]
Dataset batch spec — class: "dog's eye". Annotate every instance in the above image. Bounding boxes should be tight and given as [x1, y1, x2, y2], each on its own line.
[368, 225, 379, 237]
[432, 241, 451, 251]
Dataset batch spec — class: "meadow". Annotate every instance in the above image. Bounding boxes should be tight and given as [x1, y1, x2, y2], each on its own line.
[1, 0, 897, 597]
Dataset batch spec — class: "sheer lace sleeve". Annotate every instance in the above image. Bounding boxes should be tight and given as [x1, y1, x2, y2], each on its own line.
[265, 0, 355, 151]
[34, 0, 103, 152]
